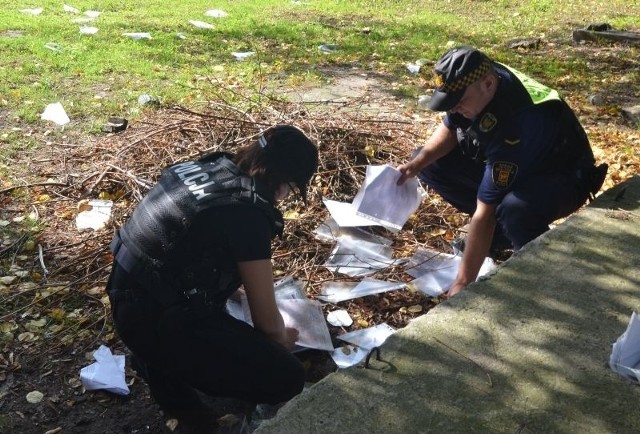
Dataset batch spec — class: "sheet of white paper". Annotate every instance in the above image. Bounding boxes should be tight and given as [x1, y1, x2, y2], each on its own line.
[323, 199, 378, 228]
[323, 236, 398, 277]
[278, 299, 334, 351]
[318, 278, 405, 303]
[79, 345, 130, 395]
[314, 217, 392, 245]
[41, 102, 70, 125]
[226, 299, 245, 322]
[352, 164, 423, 230]
[274, 276, 307, 300]
[405, 247, 460, 278]
[610, 311, 640, 383]
[337, 323, 396, 350]
[406, 251, 496, 297]
[330, 345, 367, 368]
[235, 278, 333, 352]
[407, 268, 456, 297]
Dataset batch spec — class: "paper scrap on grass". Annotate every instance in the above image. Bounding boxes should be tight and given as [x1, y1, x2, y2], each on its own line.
[75, 199, 113, 231]
[318, 44, 338, 53]
[79, 26, 98, 35]
[20, 8, 43, 16]
[44, 42, 63, 51]
[323, 164, 424, 232]
[231, 51, 256, 61]
[406, 63, 421, 74]
[189, 20, 214, 29]
[610, 311, 640, 383]
[123, 32, 152, 40]
[318, 277, 405, 303]
[84, 10, 101, 18]
[205, 9, 228, 18]
[63, 4, 79, 13]
[41, 102, 70, 125]
[323, 236, 400, 277]
[72, 17, 93, 23]
[79, 345, 130, 395]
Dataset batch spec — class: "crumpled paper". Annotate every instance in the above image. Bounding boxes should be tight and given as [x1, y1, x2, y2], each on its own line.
[79, 345, 130, 395]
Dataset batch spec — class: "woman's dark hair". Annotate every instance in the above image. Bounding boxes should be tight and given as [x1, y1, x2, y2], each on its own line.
[234, 125, 319, 202]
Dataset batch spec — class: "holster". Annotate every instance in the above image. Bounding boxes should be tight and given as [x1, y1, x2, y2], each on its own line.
[579, 163, 608, 201]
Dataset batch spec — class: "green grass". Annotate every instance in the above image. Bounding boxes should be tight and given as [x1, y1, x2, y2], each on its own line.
[0, 0, 638, 137]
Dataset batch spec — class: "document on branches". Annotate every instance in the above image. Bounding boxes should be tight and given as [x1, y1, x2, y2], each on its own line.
[352, 164, 424, 230]
[323, 164, 424, 232]
[227, 277, 334, 352]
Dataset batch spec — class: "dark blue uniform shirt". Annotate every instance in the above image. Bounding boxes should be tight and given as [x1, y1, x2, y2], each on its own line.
[443, 65, 588, 205]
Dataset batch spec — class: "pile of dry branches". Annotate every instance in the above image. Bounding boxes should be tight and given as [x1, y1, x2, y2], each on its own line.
[1, 100, 468, 367]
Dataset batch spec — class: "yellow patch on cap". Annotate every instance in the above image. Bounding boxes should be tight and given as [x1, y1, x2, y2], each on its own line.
[433, 73, 444, 88]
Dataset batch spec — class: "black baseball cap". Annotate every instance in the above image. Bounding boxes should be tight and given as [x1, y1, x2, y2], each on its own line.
[428, 46, 493, 112]
[261, 125, 319, 203]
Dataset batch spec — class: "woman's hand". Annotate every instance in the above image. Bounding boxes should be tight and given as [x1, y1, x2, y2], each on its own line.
[283, 327, 300, 350]
[238, 259, 290, 348]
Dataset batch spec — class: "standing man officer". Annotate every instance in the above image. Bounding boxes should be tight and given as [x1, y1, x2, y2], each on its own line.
[397, 46, 607, 297]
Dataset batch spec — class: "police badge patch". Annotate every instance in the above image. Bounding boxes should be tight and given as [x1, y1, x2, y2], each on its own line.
[492, 161, 518, 189]
[479, 112, 497, 132]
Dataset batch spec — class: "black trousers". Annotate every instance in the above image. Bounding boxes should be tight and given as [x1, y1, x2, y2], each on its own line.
[106, 263, 305, 410]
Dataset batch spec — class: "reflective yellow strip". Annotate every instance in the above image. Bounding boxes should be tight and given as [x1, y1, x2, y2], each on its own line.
[503, 65, 561, 104]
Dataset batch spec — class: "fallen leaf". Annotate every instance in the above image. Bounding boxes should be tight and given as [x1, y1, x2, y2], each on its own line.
[18, 332, 37, 342]
[407, 305, 423, 313]
[0, 276, 17, 285]
[166, 418, 179, 431]
[26, 390, 44, 403]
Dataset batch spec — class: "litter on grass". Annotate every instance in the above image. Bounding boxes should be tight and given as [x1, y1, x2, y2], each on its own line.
[41, 102, 70, 126]
[190, 20, 215, 29]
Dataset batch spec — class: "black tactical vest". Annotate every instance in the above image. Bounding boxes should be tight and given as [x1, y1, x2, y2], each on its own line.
[114, 154, 283, 305]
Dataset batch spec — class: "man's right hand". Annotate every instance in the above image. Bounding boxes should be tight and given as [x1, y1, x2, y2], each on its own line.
[396, 162, 419, 186]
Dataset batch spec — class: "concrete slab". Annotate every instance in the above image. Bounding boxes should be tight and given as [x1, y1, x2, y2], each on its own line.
[257, 175, 640, 434]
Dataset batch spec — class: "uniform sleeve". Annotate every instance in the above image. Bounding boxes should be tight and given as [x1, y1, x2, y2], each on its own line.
[477, 104, 560, 204]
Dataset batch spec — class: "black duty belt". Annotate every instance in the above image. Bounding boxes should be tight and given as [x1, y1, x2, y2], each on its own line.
[109, 231, 226, 311]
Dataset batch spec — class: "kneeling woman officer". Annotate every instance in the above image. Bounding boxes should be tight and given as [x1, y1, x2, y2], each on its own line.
[106, 125, 319, 416]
